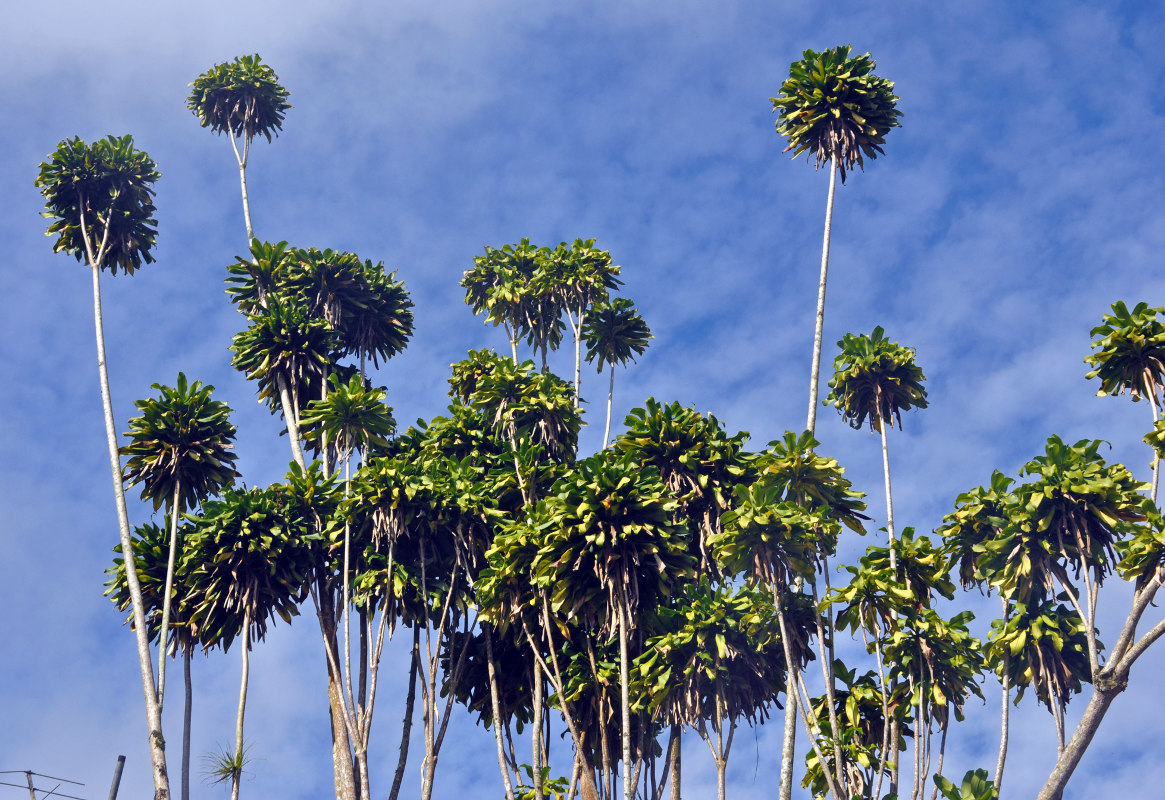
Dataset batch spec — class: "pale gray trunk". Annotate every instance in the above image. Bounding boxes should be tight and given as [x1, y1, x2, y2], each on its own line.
[485, 627, 515, 800]
[276, 374, 307, 470]
[806, 155, 838, 434]
[533, 660, 545, 800]
[230, 611, 251, 800]
[603, 367, 615, 449]
[994, 599, 1011, 795]
[228, 132, 254, 242]
[573, 307, 585, 407]
[880, 421, 896, 566]
[1147, 373, 1160, 504]
[182, 649, 192, 800]
[157, 480, 182, 711]
[778, 676, 797, 800]
[619, 602, 633, 800]
[90, 258, 170, 799]
[388, 630, 419, 800]
[1036, 686, 1120, 800]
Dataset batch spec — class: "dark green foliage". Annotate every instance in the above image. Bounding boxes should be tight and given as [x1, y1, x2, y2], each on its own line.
[36, 134, 159, 275]
[826, 326, 928, 432]
[121, 373, 240, 512]
[1085, 301, 1165, 404]
[584, 298, 652, 372]
[187, 54, 291, 143]
[771, 45, 902, 183]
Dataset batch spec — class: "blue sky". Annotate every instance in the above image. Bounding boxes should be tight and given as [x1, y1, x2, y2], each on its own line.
[3, 1, 1165, 798]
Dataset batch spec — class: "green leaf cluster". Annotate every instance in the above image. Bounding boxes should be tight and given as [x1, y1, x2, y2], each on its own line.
[121, 372, 240, 512]
[771, 45, 902, 182]
[36, 134, 159, 275]
[826, 326, 927, 432]
[187, 54, 291, 143]
[1084, 300, 1165, 404]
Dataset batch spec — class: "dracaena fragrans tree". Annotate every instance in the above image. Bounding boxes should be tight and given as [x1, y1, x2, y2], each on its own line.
[772, 45, 902, 435]
[188, 54, 291, 240]
[1085, 301, 1165, 501]
[35, 134, 171, 800]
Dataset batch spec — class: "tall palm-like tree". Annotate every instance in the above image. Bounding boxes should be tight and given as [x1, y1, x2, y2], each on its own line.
[188, 54, 291, 240]
[711, 487, 845, 800]
[755, 431, 867, 800]
[583, 298, 652, 447]
[231, 295, 336, 469]
[636, 580, 786, 800]
[826, 326, 928, 563]
[106, 522, 200, 800]
[121, 374, 240, 715]
[184, 484, 317, 800]
[462, 240, 543, 362]
[771, 46, 902, 434]
[541, 239, 623, 402]
[35, 134, 170, 799]
[527, 452, 695, 800]
[1085, 301, 1165, 502]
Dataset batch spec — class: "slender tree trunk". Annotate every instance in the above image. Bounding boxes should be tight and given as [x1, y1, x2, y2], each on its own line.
[1147, 373, 1160, 504]
[157, 480, 182, 711]
[619, 601, 633, 800]
[485, 626, 516, 800]
[880, 422, 897, 564]
[995, 598, 1011, 796]
[806, 155, 838, 434]
[604, 367, 615, 449]
[928, 721, 949, 800]
[230, 611, 252, 800]
[573, 308, 585, 407]
[276, 375, 307, 470]
[228, 133, 254, 242]
[533, 660, 545, 800]
[318, 587, 358, 800]
[778, 675, 797, 800]
[182, 649, 192, 800]
[388, 630, 419, 800]
[90, 260, 170, 800]
[668, 723, 681, 800]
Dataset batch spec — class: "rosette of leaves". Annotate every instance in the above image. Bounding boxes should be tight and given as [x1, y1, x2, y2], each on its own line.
[636, 579, 785, 727]
[530, 452, 694, 629]
[1084, 301, 1165, 404]
[455, 350, 581, 467]
[1115, 507, 1165, 592]
[461, 239, 547, 357]
[937, 471, 1015, 592]
[231, 294, 337, 417]
[106, 521, 196, 651]
[771, 45, 902, 183]
[826, 326, 927, 432]
[583, 297, 652, 374]
[976, 437, 1147, 604]
[884, 608, 984, 724]
[122, 373, 240, 513]
[986, 599, 1092, 716]
[35, 134, 159, 275]
[801, 665, 904, 799]
[712, 483, 834, 593]
[300, 373, 395, 467]
[635, 579, 784, 796]
[756, 430, 868, 534]
[187, 54, 290, 143]
[616, 399, 751, 565]
[183, 484, 318, 652]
